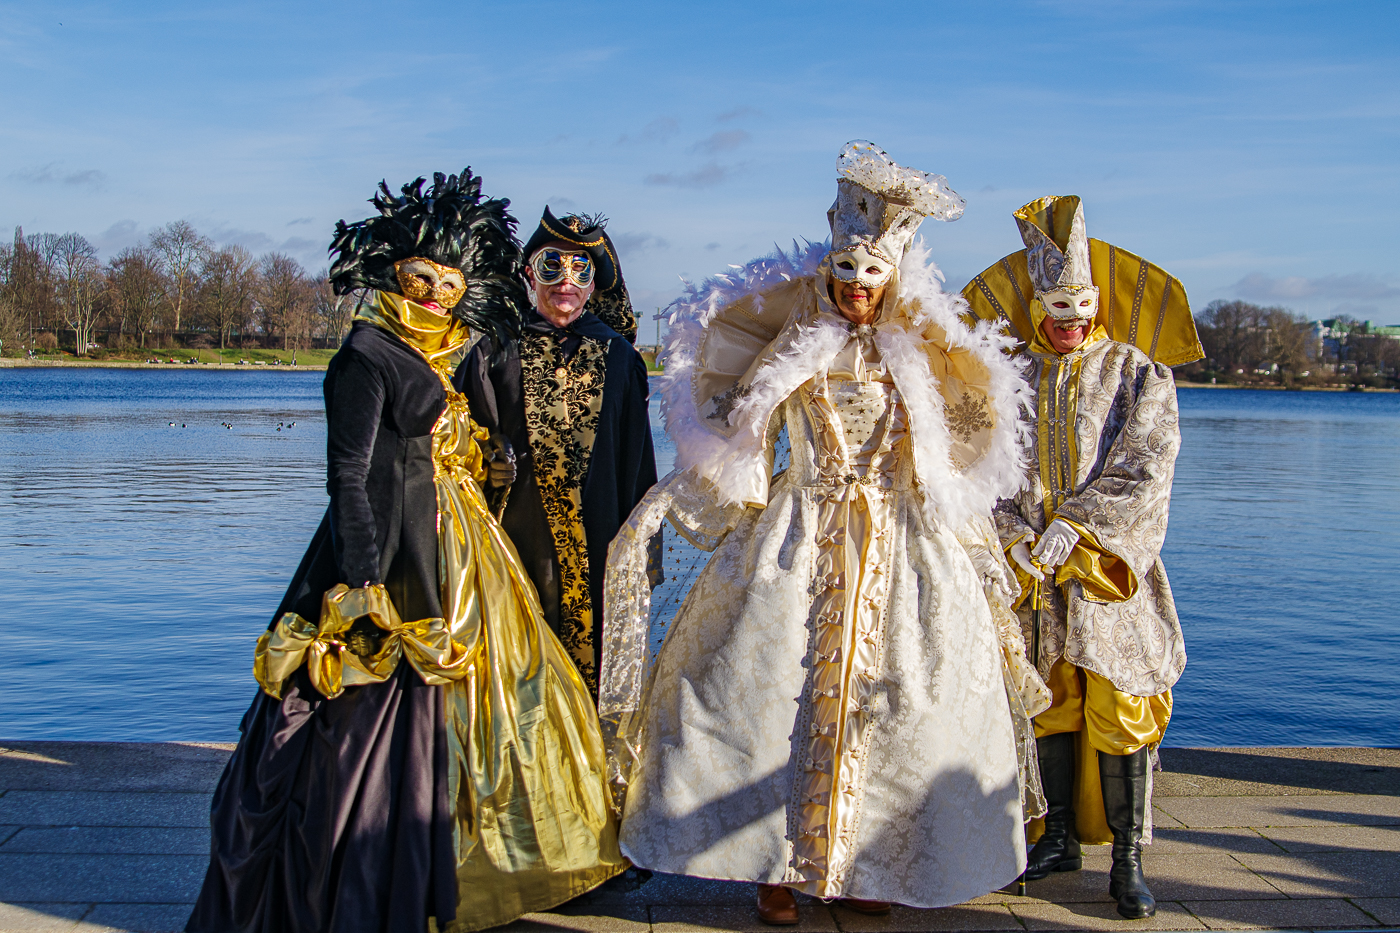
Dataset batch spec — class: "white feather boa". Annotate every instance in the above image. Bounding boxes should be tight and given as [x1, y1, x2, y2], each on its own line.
[658, 239, 1031, 528]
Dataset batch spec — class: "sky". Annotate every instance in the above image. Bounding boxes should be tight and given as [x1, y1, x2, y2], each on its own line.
[2, 0, 1398, 329]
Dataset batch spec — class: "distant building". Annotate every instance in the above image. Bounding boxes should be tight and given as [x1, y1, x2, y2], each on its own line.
[1306, 319, 1400, 363]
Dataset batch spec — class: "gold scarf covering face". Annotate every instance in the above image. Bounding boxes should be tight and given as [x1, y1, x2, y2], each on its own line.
[520, 331, 610, 694]
[255, 290, 624, 927]
[355, 289, 471, 368]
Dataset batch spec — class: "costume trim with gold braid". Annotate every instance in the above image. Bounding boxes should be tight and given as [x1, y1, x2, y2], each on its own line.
[961, 240, 1203, 367]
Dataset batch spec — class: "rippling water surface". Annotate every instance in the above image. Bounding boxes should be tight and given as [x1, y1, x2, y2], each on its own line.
[2, 369, 1396, 746]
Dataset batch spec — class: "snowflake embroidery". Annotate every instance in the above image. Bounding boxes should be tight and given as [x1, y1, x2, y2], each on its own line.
[947, 393, 993, 442]
[707, 382, 751, 424]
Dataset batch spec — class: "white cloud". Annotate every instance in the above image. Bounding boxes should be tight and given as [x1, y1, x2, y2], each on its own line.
[11, 163, 107, 191]
[690, 130, 750, 155]
[644, 161, 732, 189]
[1228, 272, 1400, 302]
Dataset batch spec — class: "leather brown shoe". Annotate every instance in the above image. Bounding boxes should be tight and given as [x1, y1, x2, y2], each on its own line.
[757, 884, 798, 925]
[838, 897, 891, 915]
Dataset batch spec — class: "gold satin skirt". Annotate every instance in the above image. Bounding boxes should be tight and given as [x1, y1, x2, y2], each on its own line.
[433, 410, 626, 931]
[1028, 659, 1172, 846]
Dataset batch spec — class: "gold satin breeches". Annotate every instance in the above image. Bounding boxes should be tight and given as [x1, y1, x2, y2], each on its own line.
[1033, 659, 1171, 754]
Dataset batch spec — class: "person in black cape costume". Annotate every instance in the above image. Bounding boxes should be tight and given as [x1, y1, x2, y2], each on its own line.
[455, 207, 659, 697]
[187, 172, 625, 933]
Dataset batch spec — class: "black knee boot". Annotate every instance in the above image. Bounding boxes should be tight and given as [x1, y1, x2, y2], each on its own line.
[1024, 732, 1081, 880]
[1099, 748, 1156, 919]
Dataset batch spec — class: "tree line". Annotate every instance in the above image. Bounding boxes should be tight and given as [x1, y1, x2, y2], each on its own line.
[0, 222, 357, 357]
[1187, 300, 1400, 387]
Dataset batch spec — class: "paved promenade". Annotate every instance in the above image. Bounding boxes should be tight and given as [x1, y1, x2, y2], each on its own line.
[0, 743, 1395, 932]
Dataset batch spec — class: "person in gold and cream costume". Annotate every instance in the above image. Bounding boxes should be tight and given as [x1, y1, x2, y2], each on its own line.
[601, 142, 1051, 924]
[962, 196, 1204, 920]
[187, 170, 624, 933]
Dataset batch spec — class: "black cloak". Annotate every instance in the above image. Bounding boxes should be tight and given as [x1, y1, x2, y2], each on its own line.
[188, 321, 456, 933]
[454, 310, 657, 688]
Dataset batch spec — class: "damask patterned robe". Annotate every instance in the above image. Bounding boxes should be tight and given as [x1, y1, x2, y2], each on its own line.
[457, 309, 656, 695]
[994, 333, 1185, 697]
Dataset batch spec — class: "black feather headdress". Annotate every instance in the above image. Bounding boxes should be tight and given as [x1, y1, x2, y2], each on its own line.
[329, 168, 527, 341]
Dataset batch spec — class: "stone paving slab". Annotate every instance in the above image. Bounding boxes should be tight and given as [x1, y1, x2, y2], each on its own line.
[830, 903, 1024, 931]
[1008, 899, 1207, 930]
[0, 854, 207, 903]
[1353, 898, 1400, 926]
[1156, 748, 1400, 798]
[650, 905, 839, 932]
[2, 828, 209, 856]
[1230, 851, 1400, 899]
[1155, 794, 1400, 829]
[3, 743, 1399, 932]
[1147, 828, 1283, 856]
[1180, 898, 1380, 931]
[0, 745, 229, 794]
[74, 905, 194, 933]
[0, 793, 212, 830]
[495, 905, 651, 933]
[0, 904, 90, 933]
[1258, 825, 1400, 854]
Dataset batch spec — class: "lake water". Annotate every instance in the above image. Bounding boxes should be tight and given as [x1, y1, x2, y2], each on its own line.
[2, 368, 1397, 747]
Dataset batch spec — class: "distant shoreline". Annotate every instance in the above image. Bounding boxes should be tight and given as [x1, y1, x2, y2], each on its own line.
[1, 360, 1391, 390]
[0, 358, 328, 372]
[1176, 380, 1397, 392]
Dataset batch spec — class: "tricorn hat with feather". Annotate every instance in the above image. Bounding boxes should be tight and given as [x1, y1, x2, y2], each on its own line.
[521, 206, 636, 342]
[329, 168, 528, 342]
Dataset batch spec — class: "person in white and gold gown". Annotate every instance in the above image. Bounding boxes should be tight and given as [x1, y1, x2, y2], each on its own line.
[601, 142, 1051, 925]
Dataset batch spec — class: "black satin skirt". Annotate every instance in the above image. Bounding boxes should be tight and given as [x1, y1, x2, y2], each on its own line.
[187, 661, 456, 933]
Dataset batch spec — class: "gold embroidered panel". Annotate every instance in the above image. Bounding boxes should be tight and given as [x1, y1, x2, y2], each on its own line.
[521, 333, 610, 692]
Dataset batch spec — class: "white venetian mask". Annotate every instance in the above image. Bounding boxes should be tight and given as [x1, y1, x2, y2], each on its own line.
[828, 244, 896, 288]
[1038, 285, 1099, 322]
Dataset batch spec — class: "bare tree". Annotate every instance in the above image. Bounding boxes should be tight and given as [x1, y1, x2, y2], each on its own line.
[198, 246, 256, 351]
[106, 246, 168, 349]
[1261, 307, 1310, 384]
[255, 253, 311, 350]
[150, 221, 210, 335]
[311, 273, 356, 345]
[0, 241, 17, 355]
[50, 233, 103, 355]
[1195, 300, 1266, 377]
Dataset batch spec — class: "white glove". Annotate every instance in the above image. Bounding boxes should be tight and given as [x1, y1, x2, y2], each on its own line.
[1008, 539, 1044, 581]
[1031, 519, 1080, 570]
[968, 543, 1012, 598]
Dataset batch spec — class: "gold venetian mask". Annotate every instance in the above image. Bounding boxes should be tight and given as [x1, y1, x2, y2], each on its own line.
[394, 257, 467, 310]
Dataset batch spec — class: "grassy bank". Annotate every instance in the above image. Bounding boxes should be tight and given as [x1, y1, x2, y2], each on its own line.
[5, 347, 336, 369]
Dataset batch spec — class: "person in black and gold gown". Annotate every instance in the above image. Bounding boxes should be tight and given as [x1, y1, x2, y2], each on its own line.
[186, 169, 625, 933]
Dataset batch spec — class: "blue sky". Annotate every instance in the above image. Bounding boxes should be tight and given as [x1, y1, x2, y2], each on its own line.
[3, 0, 1397, 326]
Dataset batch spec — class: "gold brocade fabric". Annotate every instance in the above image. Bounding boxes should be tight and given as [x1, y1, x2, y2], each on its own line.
[257, 295, 624, 929]
[959, 239, 1203, 367]
[1027, 659, 1173, 846]
[520, 332, 609, 693]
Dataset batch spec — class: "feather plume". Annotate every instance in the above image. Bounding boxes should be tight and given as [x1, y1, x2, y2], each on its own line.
[328, 167, 527, 343]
